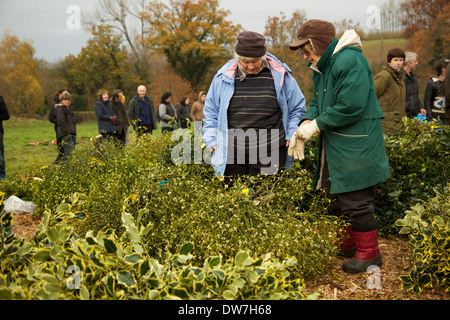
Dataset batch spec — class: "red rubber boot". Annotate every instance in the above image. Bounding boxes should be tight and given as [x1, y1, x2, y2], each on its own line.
[338, 226, 356, 258]
[342, 229, 382, 274]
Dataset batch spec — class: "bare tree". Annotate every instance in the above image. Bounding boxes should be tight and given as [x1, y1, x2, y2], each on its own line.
[380, 0, 405, 34]
[84, 0, 155, 81]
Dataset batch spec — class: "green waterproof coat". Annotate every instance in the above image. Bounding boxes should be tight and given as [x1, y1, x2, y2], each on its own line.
[373, 66, 406, 132]
[302, 30, 390, 194]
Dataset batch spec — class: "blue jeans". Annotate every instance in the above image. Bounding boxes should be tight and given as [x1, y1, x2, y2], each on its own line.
[62, 135, 75, 162]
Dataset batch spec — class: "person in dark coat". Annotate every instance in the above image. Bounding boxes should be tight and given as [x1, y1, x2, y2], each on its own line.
[95, 90, 116, 139]
[55, 92, 77, 162]
[403, 52, 426, 119]
[111, 89, 129, 145]
[49, 88, 69, 162]
[0, 95, 10, 179]
[445, 58, 450, 123]
[175, 97, 191, 129]
[128, 85, 158, 136]
[424, 58, 449, 124]
[289, 19, 390, 274]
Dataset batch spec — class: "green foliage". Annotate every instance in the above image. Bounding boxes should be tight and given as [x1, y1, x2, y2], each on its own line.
[375, 118, 450, 235]
[4, 131, 340, 282]
[0, 194, 315, 300]
[145, 0, 242, 90]
[396, 184, 450, 294]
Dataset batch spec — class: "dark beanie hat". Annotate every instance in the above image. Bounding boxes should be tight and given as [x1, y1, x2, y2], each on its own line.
[387, 48, 405, 62]
[235, 31, 267, 57]
[289, 19, 336, 55]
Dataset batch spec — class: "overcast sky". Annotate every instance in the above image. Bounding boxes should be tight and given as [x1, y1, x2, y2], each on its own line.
[0, 0, 385, 62]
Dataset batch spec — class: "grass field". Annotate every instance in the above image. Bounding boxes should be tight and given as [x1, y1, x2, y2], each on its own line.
[3, 117, 165, 179]
[3, 118, 100, 179]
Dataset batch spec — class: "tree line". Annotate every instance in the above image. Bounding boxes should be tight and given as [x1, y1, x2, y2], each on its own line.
[0, 0, 448, 117]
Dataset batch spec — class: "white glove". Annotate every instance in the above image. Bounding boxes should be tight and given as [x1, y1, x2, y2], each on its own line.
[298, 119, 320, 142]
[288, 133, 305, 161]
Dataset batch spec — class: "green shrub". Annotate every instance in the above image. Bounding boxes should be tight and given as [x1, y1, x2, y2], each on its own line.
[396, 183, 450, 294]
[375, 119, 450, 235]
[9, 131, 340, 280]
[0, 195, 316, 300]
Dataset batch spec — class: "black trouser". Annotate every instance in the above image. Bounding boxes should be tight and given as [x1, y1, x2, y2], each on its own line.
[136, 125, 153, 136]
[224, 145, 287, 179]
[115, 131, 127, 145]
[322, 156, 378, 232]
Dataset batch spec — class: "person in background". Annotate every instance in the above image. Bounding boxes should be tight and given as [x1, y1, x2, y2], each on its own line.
[424, 58, 449, 124]
[55, 92, 77, 162]
[403, 52, 426, 119]
[374, 48, 406, 133]
[128, 85, 158, 136]
[445, 58, 450, 124]
[190, 91, 206, 122]
[288, 19, 390, 274]
[111, 89, 129, 146]
[122, 94, 131, 145]
[175, 97, 191, 129]
[49, 88, 69, 163]
[202, 31, 306, 180]
[0, 95, 9, 179]
[95, 90, 116, 140]
[158, 92, 178, 133]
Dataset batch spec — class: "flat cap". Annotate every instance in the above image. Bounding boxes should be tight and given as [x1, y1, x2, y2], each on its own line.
[289, 19, 336, 55]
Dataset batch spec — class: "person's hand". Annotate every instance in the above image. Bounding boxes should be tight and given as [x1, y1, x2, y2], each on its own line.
[298, 119, 319, 142]
[288, 133, 305, 161]
[209, 145, 216, 154]
[110, 115, 117, 125]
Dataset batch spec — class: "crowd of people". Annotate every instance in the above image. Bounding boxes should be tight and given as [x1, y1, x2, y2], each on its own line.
[374, 48, 449, 133]
[0, 18, 448, 277]
[46, 84, 207, 163]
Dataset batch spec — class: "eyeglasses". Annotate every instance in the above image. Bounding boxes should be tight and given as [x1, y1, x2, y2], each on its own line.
[299, 47, 314, 58]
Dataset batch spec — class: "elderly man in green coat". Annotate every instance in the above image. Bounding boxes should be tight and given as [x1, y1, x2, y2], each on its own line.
[288, 20, 390, 274]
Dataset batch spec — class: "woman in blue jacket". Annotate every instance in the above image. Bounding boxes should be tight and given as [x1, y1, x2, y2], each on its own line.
[202, 31, 306, 179]
[95, 90, 117, 140]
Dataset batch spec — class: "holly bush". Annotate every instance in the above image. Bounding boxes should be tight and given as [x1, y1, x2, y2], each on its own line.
[375, 119, 450, 235]
[0, 194, 316, 300]
[0, 131, 342, 285]
[395, 183, 450, 294]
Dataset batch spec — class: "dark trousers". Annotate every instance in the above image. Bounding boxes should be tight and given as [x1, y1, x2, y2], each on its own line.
[0, 131, 5, 178]
[54, 126, 64, 163]
[322, 156, 378, 232]
[61, 135, 75, 162]
[136, 125, 153, 137]
[161, 126, 175, 134]
[224, 145, 287, 179]
[115, 130, 127, 145]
